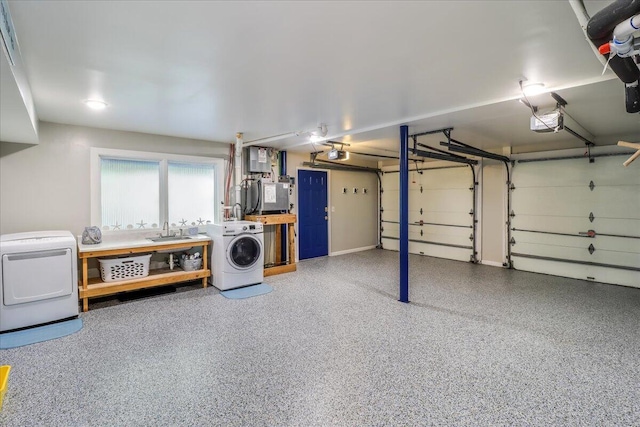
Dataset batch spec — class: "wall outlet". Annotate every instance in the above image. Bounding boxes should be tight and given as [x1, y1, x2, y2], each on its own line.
[362, 188, 367, 194]
[342, 187, 347, 194]
[353, 188, 358, 194]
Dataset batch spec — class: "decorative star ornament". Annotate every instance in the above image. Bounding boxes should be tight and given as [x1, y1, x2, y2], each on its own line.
[179, 219, 188, 226]
[111, 222, 121, 230]
[137, 220, 147, 229]
[197, 217, 205, 225]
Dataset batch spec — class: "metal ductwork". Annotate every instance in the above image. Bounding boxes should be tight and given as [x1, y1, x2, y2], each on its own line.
[586, 0, 640, 113]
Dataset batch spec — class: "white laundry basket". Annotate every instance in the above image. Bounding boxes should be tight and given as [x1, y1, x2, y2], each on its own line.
[98, 254, 151, 282]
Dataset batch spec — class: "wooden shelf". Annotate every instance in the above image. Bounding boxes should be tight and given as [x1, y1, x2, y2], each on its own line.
[80, 268, 210, 298]
[245, 214, 297, 276]
[78, 239, 210, 311]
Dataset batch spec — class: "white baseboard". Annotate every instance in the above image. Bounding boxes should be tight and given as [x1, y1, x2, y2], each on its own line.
[330, 245, 377, 256]
[480, 260, 505, 267]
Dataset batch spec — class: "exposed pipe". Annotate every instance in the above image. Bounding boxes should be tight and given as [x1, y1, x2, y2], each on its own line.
[568, 0, 608, 65]
[586, 0, 640, 112]
[587, 0, 640, 83]
[234, 133, 243, 220]
[613, 13, 640, 40]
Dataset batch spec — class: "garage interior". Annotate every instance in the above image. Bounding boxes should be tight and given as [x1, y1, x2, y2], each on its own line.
[1, 1, 639, 425]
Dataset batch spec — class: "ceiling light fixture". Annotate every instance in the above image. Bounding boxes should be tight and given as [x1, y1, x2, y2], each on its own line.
[84, 99, 108, 110]
[309, 123, 328, 142]
[521, 82, 546, 96]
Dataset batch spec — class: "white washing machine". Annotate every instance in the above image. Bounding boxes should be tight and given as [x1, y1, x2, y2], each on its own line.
[207, 221, 264, 290]
[0, 230, 79, 332]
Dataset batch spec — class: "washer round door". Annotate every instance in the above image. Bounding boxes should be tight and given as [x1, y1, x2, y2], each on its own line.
[226, 234, 262, 270]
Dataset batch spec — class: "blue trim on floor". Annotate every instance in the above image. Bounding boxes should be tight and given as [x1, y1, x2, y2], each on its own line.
[0, 318, 83, 349]
[220, 283, 273, 299]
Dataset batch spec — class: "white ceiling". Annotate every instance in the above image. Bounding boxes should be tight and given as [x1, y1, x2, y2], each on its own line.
[4, 0, 639, 155]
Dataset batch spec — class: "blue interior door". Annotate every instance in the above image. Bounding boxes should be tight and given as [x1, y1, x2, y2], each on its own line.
[298, 170, 328, 260]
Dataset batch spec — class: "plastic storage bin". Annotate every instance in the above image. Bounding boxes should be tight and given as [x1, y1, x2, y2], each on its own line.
[0, 365, 10, 411]
[98, 254, 151, 282]
[180, 257, 202, 272]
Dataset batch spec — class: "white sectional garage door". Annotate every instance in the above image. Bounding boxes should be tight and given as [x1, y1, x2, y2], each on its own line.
[511, 155, 640, 288]
[381, 166, 475, 262]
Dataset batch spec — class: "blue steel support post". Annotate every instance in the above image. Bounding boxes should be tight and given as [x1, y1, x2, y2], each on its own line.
[279, 151, 287, 263]
[399, 125, 409, 303]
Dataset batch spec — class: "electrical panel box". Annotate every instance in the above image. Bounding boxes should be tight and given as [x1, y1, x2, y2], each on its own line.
[245, 147, 272, 173]
[244, 180, 290, 214]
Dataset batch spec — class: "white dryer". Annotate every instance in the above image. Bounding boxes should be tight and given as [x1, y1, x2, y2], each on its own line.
[207, 221, 264, 290]
[0, 230, 79, 332]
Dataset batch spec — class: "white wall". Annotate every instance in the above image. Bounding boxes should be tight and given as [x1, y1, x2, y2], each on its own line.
[0, 122, 229, 236]
[286, 151, 379, 257]
[480, 161, 507, 266]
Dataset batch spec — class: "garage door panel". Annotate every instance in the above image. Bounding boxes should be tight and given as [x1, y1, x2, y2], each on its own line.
[381, 238, 471, 262]
[410, 167, 470, 187]
[513, 156, 640, 187]
[512, 156, 637, 287]
[513, 231, 640, 253]
[513, 215, 640, 237]
[512, 257, 639, 288]
[513, 160, 593, 187]
[409, 241, 471, 262]
[382, 225, 472, 247]
[382, 211, 472, 227]
[513, 188, 640, 219]
[512, 187, 594, 217]
[512, 215, 593, 234]
[513, 241, 639, 267]
[381, 167, 474, 262]
[410, 191, 472, 212]
[382, 175, 400, 191]
[590, 185, 640, 219]
[382, 190, 399, 207]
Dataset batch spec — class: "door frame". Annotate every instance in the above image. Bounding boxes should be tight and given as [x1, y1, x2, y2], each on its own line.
[295, 167, 331, 262]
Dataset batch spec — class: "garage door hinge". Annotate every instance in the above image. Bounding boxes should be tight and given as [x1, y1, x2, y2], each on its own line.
[589, 212, 595, 222]
[381, 226, 384, 232]
[589, 181, 595, 191]
[510, 237, 516, 245]
[510, 210, 516, 218]
[420, 229, 424, 236]
[420, 208, 423, 215]
[380, 207, 384, 213]
[420, 185, 423, 193]
[469, 233, 474, 241]
[469, 209, 474, 216]
[510, 183, 516, 190]
[588, 244, 595, 254]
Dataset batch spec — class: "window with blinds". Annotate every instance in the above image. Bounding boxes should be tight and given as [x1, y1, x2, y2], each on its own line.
[93, 148, 223, 231]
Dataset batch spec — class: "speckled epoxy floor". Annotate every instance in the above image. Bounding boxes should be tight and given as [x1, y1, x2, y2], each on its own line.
[1, 249, 639, 426]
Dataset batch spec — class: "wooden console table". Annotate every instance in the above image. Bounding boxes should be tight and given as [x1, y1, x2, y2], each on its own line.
[245, 213, 297, 276]
[78, 238, 210, 312]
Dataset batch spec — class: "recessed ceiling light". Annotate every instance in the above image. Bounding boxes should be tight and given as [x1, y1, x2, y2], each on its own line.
[521, 82, 546, 96]
[84, 99, 108, 110]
